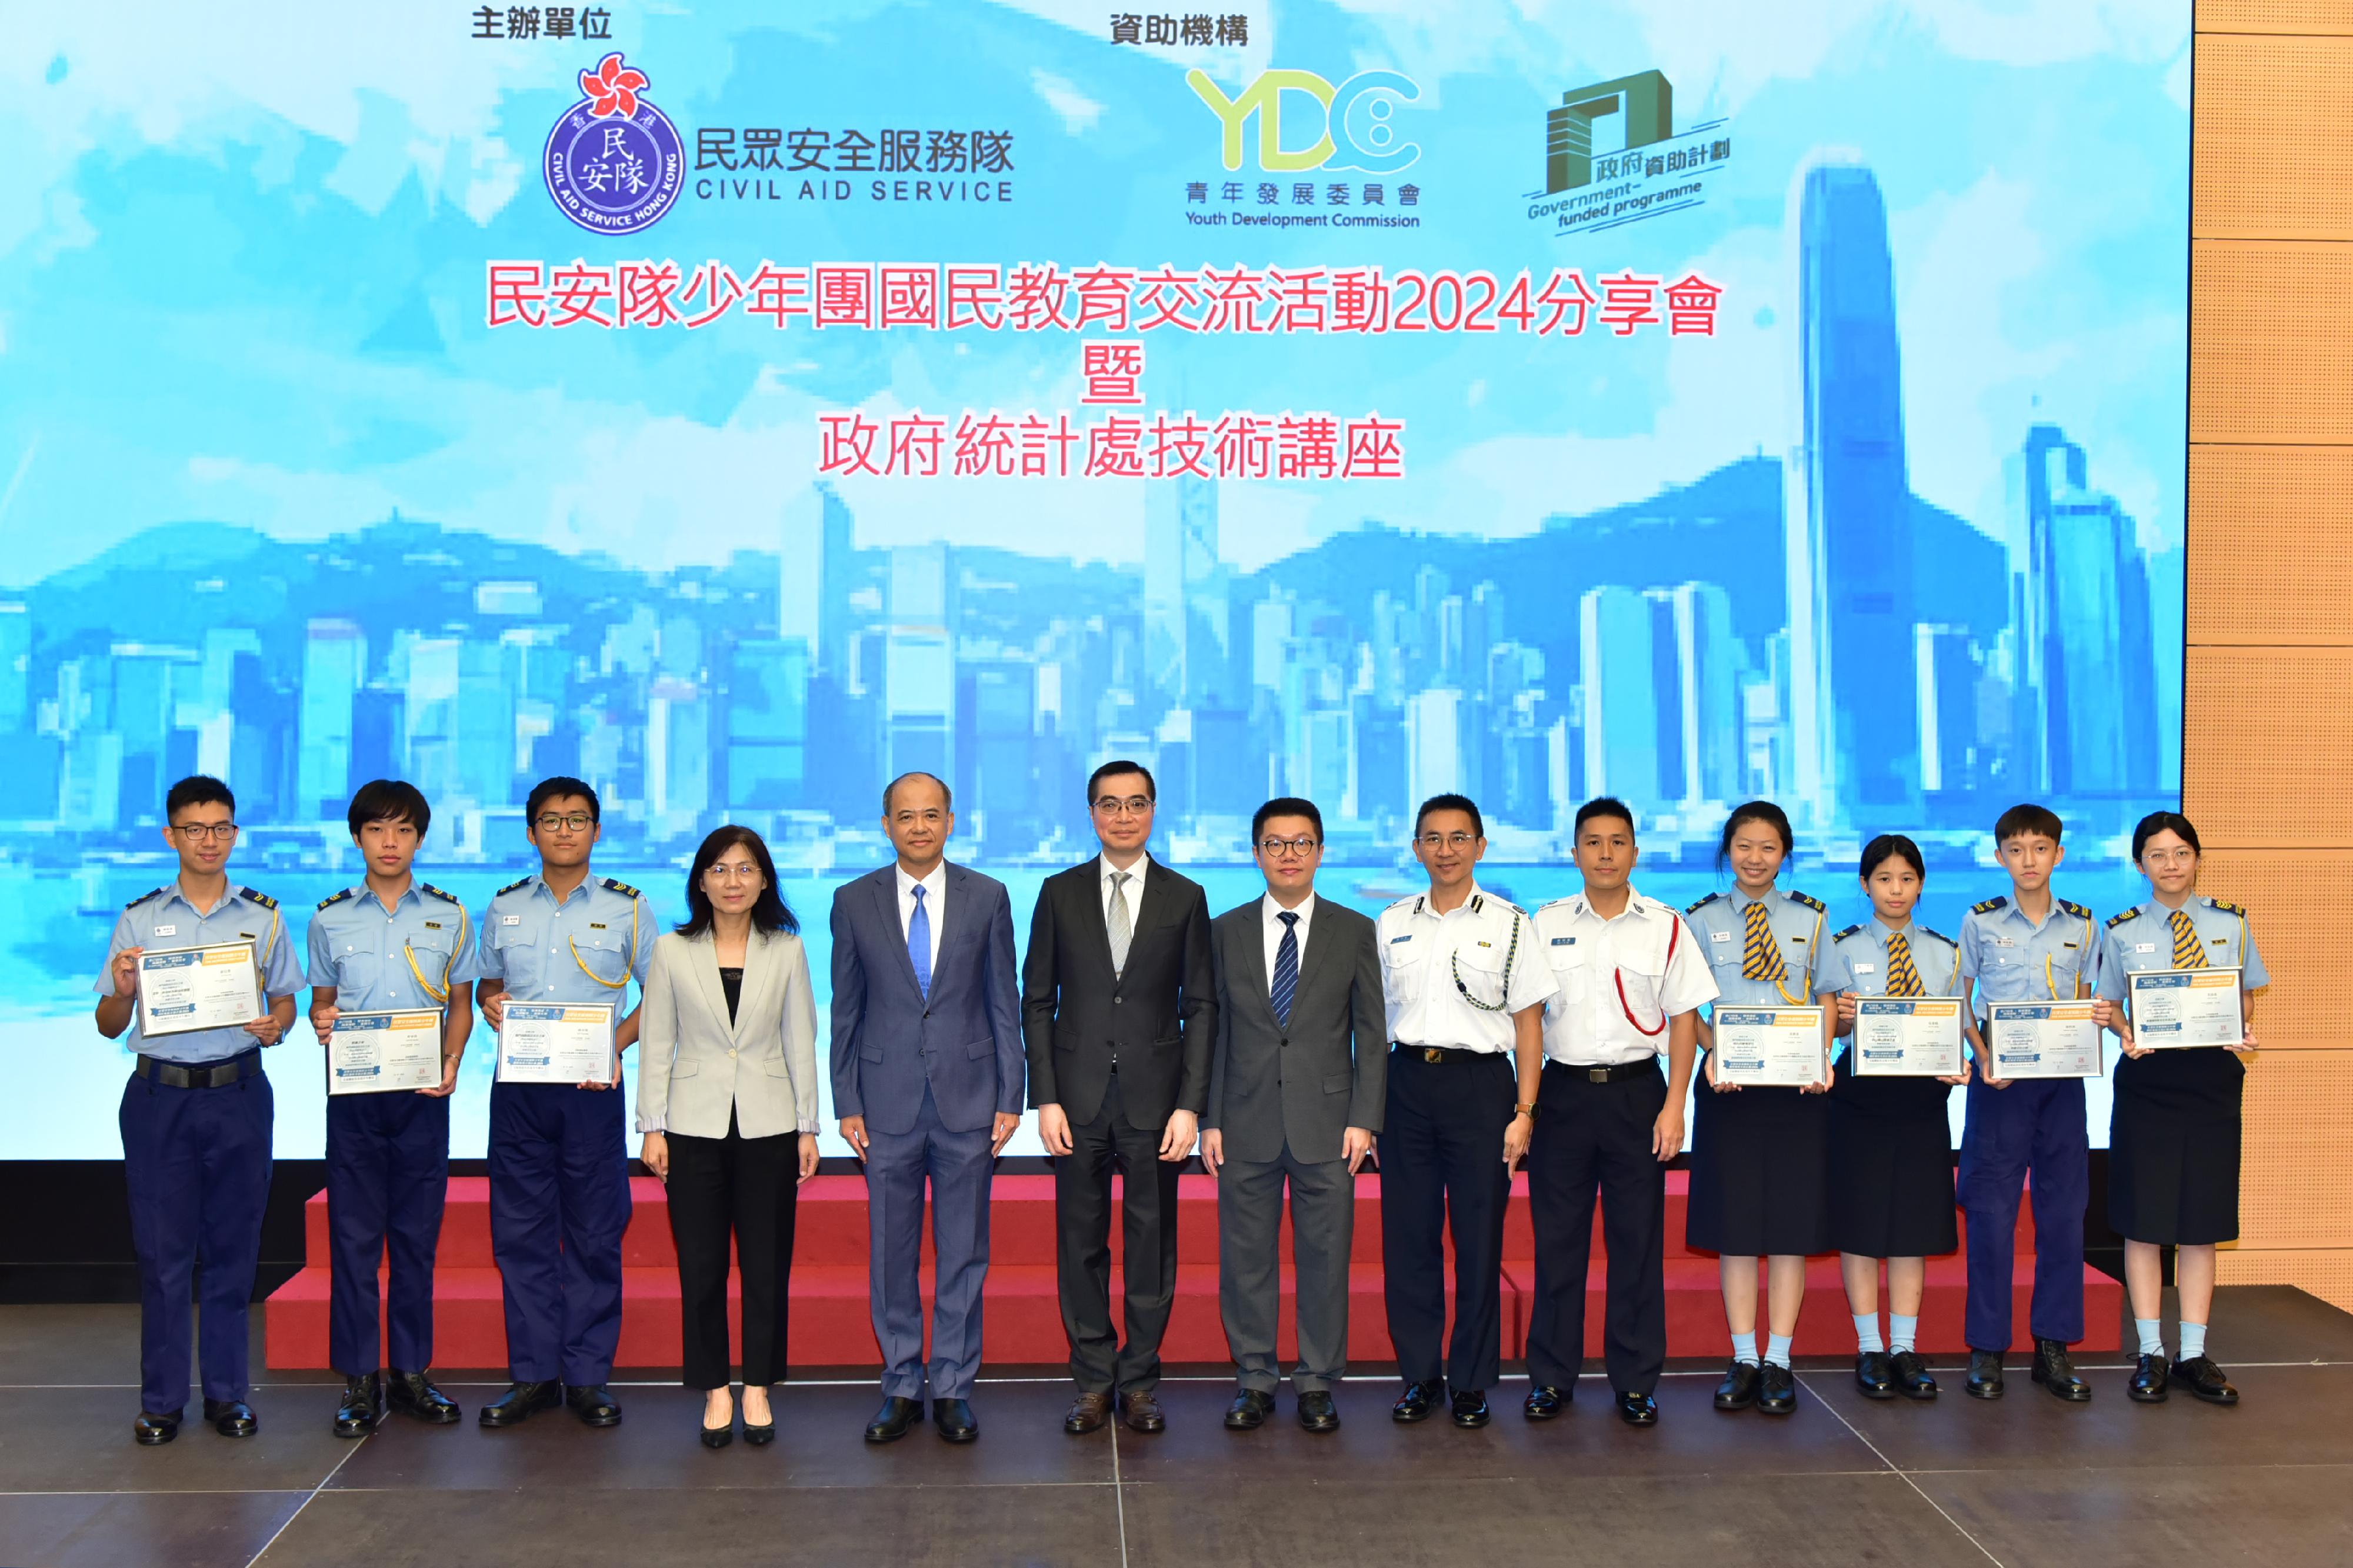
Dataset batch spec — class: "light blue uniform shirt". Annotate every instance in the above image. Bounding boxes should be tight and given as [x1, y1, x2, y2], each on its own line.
[475, 872, 656, 1006]
[306, 880, 484, 1012]
[2094, 897, 2269, 1003]
[1684, 886, 1829, 1010]
[99, 881, 306, 1065]
[1818, 919, 1962, 1067]
[1958, 895, 2100, 1006]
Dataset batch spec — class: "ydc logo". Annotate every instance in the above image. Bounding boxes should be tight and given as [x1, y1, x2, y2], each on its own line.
[1186, 69, 1422, 175]
[545, 52, 686, 234]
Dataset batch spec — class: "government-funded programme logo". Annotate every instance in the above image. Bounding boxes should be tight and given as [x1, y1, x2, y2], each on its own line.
[1524, 69, 1732, 238]
[1181, 68, 1427, 232]
[544, 52, 686, 235]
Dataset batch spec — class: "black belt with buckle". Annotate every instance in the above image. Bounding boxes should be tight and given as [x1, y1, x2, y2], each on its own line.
[1395, 1045, 1496, 1066]
[1546, 1059, 1660, 1084]
[134, 1050, 262, 1089]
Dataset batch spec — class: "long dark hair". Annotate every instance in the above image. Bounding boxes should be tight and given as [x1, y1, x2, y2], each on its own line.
[1716, 800, 1793, 873]
[676, 825, 797, 937]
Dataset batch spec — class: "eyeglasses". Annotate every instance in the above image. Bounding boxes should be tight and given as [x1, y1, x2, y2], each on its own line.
[1416, 832, 1478, 851]
[169, 822, 238, 843]
[1258, 836, 1321, 858]
[534, 812, 595, 832]
[1093, 796, 1154, 818]
[2142, 848, 2197, 867]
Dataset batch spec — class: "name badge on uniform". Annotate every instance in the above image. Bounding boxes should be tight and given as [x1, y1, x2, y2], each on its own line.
[2135, 942, 2157, 953]
[1852, 962, 1876, 974]
[1709, 930, 1732, 943]
[1991, 936, 2016, 947]
[588, 922, 608, 930]
[423, 921, 444, 930]
[502, 915, 523, 926]
[1552, 936, 1575, 946]
[152, 925, 176, 936]
[1389, 934, 1412, 945]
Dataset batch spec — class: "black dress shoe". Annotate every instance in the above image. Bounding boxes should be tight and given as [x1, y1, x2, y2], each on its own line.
[334, 1373, 382, 1438]
[1392, 1380, 1442, 1423]
[1615, 1390, 1658, 1426]
[2169, 1355, 2239, 1406]
[204, 1399, 257, 1438]
[1297, 1391, 1339, 1432]
[1450, 1388, 1491, 1428]
[934, 1397, 978, 1442]
[566, 1384, 624, 1427]
[1224, 1389, 1275, 1430]
[132, 1409, 181, 1446]
[865, 1395, 923, 1443]
[385, 1369, 461, 1425]
[701, 1415, 734, 1450]
[1889, 1350, 1939, 1400]
[1757, 1363, 1797, 1414]
[479, 1380, 562, 1427]
[1523, 1383, 1569, 1420]
[743, 1394, 776, 1446]
[1855, 1350, 1895, 1400]
[1714, 1360, 1762, 1412]
[2128, 1353, 2171, 1403]
[2031, 1339, 2091, 1403]
[1965, 1349, 2005, 1399]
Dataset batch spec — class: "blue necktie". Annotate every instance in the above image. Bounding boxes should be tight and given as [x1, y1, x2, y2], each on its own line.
[908, 884, 932, 1000]
[1271, 910, 1299, 1026]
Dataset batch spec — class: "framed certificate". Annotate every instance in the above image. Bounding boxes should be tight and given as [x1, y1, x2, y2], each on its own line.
[1987, 1000, 2102, 1079]
[2128, 967, 2244, 1049]
[328, 1009, 444, 1095]
[137, 943, 264, 1038]
[1852, 997, 1967, 1077]
[498, 1002, 617, 1085]
[1713, 1006, 1827, 1087]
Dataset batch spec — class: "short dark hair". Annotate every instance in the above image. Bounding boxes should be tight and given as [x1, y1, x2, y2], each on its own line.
[1086, 759, 1155, 804]
[1858, 833, 1926, 882]
[165, 775, 235, 820]
[347, 779, 431, 840]
[1574, 796, 1637, 838]
[1994, 802, 2064, 844]
[1414, 793, 1483, 840]
[883, 770, 952, 815]
[526, 776, 601, 824]
[676, 825, 798, 938]
[1252, 796, 1324, 843]
[1716, 800, 1792, 872]
[2131, 810, 2202, 862]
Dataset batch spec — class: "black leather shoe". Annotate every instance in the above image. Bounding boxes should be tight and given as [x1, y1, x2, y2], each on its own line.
[1392, 1380, 1442, 1423]
[2128, 1353, 2171, 1403]
[1889, 1350, 1939, 1400]
[1965, 1349, 2005, 1399]
[1855, 1350, 1895, 1400]
[132, 1409, 181, 1446]
[204, 1399, 257, 1437]
[566, 1384, 623, 1426]
[1224, 1389, 1274, 1430]
[1065, 1392, 1112, 1434]
[1523, 1383, 1569, 1420]
[1714, 1360, 1762, 1412]
[2031, 1339, 2091, 1402]
[1615, 1390, 1658, 1426]
[1118, 1391, 1166, 1433]
[333, 1373, 382, 1438]
[385, 1369, 461, 1424]
[934, 1397, 978, 1442]
[701, 1414, 734, 1449]
[2169, 1355, 2239, 1406]
[1450, 1388, 1491, 1428]
[865, 1395, 923, 1443]
[1297, 1391, 1339, 1432]
[478, 1380, 561, 1427]
[1757, 1363, 1797, 1414]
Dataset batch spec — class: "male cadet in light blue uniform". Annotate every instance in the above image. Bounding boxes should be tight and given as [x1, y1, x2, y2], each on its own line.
[1956, 802, 2097, 1402]
[306, 779, 477, 1437]
[96, 775, 304, 1446]
[472, 776, 655, 1428]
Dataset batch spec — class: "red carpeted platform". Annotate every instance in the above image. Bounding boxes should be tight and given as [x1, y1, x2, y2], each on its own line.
[265, 1171, 2119, 1370]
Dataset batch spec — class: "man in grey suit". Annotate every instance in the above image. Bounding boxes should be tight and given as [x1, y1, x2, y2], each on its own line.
[1201, 797, 1386, 1433]
[831, 772, 1025, 1444]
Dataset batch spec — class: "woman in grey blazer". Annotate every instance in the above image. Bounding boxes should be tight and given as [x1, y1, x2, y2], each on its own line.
[636, 826, 819, 1448]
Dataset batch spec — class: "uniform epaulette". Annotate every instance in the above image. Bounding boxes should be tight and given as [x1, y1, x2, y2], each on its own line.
[1918, 926, 1956, 949]
[1832, 923, 1865, 942]
[125, 886, 168, 910]
[240, 887, 278, 910]
[1537, 895, 1578, 912]
[2107, 909, 2137, 929]
[495, 876, 535, 898]
[2059, 899, 2092, 920]
[1685, 891, 1722, 916]
[1471, 893, 1523, 917]
[599, 876, 642, 900]
[316, 888, 356, 912]
[1785, 890, 1826, 913]
[2205, 897, 2247, 916]
[417, 881, 463, 904]
[1971, 896, 2008, 915]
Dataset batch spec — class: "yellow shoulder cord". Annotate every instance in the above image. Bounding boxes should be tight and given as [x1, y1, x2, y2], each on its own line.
[404, 939, 453, 1005]
[259, 908, 282, 972]
[1772, 906, 1823, 1005]
[571, 936, 632, 989]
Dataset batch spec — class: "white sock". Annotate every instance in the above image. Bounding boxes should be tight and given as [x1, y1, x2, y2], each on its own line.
[1890, 1315, 1918, 1355]
[2179, 1322, 2208, 1361]
[1730, 1330, 1758, 1366]
[2135, 1317, 2164, 1357]
[1765, 1333, 1794, 1369]
[1854, 1313, 1884, 1355]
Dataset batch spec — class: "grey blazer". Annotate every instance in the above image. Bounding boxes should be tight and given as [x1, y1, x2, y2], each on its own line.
[1204, 896, 1387, 1165]
[634, 926, 819, 1141]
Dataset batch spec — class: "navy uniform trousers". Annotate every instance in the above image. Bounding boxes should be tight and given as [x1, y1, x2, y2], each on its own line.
[119, 1057, 273, 1417]
[488, 1080, 632, 1386]
[327, 1091, 451, 1376]
[1958, 1075, 2087, 1349]
[1380, 1047, 1515, 1393]
[1525, 1063, 1670, 1396]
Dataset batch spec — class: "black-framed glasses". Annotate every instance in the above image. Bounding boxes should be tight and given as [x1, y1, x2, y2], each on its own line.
[1258, 836, 1321, 858]
[1093, 795, 1154, 818]
[1417, 832, 1477, 850]
[169, 822, 239, 842]
[534, 812, 595, 832]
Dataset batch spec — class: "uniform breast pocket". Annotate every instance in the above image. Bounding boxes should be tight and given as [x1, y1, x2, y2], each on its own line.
[334, 945, 383, 990]
[1546, 952, 1589, 1004]
[1381, 939, 1426, 983]
[404, 938, 455, 984]
[574, 934, 629, 986]
[1451, 945, 1508, 1010]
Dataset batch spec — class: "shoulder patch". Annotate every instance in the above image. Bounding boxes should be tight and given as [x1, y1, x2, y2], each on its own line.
[316, 888, 356, 912]
[1537, 895, 1578, 913]
[125, 886, 168, 910]
[416, 881, 463, 905]
[1785, 890, 1826, 913]
[599, 877, 642, 900]
[1918, 926, 1957, 949]
[1684, 891, 1722, 916]
[1832, 923, 1865, 943]
[1489, 896, 1525, 917]
[1385, 894, 1418, 912]
[2205, 897, 2247, 916]
[239, 887, 277, 910]
[1971, 896, 2008, 915]
[2107, 909, 2137, 929]
[495, 876, 534, 898]
[2058, 899, 2092, 920]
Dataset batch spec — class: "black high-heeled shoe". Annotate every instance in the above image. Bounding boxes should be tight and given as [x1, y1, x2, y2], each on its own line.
[742, 1389, 775, 1446]
[700, 1391, 735, 1449]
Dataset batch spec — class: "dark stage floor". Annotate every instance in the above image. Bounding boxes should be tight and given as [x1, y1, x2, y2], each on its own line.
[5, 1286, 2353, 1567]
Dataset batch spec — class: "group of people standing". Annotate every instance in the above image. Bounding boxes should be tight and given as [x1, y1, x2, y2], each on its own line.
[95, 765, 2264, 1450]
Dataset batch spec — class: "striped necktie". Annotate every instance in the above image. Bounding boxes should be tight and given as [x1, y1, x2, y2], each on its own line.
[1107, 871, 1134, 977]
[1885, 931, 1924, 998]
[1271, 911, 1299, 1025]
[2169, 908, 2208, 969]
[1740, 899, 1789, 986]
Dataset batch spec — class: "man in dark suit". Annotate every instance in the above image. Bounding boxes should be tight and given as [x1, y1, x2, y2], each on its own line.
[1202, 797, 1385, 1434]
[1022, 759, 1217, 1434]
[832, 772, 1025, 1444]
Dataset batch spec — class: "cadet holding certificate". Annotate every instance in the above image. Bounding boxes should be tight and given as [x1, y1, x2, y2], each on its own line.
[1984, 1000, 2103, 1079]
[499, 1002, 619, 1084]
[138, 943, 265, 1037]
[328, 1010, 445, 1094]
[2097, 812, 2268, 1409]
[1852, 997, 1966, 1077]
[1712, 1007, 1827, 1086]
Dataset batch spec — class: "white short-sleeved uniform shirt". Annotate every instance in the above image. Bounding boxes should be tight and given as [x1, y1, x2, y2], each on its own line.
[1534, 888, 1718, 1066]
[1374, 884, 1557, 1053]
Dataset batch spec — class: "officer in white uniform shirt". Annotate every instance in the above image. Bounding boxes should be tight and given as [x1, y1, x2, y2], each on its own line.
[1522, 797, 1717, 1427]
[1375, 794, 1555, 1431]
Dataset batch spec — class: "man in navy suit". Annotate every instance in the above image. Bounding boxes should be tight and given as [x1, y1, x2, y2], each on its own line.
[831, 771, 1025, 1443]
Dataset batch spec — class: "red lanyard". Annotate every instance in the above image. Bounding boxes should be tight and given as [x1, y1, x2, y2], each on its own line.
[1614, 913, 1679, 1036]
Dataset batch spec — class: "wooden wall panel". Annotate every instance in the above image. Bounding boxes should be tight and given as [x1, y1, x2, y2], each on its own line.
[2216, 1250, 2353, 1313]
[2195, 36, 2353, 239]
[2235, 1052, 2353, 1245]
[2196, 0, 2353, 35]
[2194, 850, 2353, 1049]
[2186, 446, 2353, 645]
[2181, 648, 2353, 845]
[2190, 242, 2353, 444]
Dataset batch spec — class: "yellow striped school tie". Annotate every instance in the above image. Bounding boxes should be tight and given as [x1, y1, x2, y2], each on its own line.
[2169, 909, 2208, 969]
[1886, 932, 1924, 998]
[1741, 899, 1789, 986]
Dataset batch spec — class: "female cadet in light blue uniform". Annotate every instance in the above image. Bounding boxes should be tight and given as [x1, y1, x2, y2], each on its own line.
[2095, 810, 2267, 1407]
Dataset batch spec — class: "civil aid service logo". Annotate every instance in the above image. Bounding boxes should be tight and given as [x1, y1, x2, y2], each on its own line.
[544, 52, 686, 235]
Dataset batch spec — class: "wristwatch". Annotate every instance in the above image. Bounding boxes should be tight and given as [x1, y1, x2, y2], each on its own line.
[1514, 1102, 1538, 1120]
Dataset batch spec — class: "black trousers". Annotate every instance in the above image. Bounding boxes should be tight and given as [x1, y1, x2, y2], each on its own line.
[1056, 1072, 1182, 1395]
[1525, 1062, 1668, 1396]
[665, 1108, 799, 1390]
[1379, 1048, 1515, 1392]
